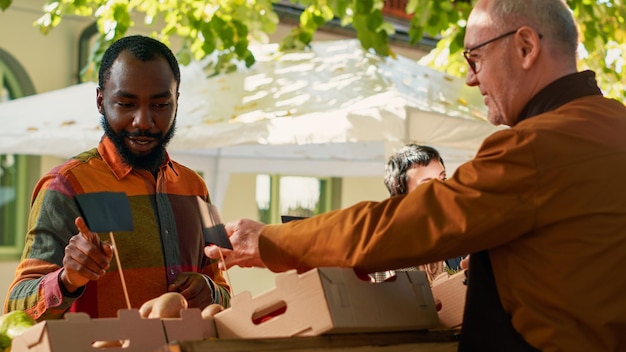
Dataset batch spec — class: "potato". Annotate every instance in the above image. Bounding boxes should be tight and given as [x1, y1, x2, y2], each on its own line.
[139, 292, 188, 319]
[200, 304, 224, 319]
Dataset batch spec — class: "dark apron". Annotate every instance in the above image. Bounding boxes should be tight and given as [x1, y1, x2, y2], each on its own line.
[458, 251, 541, 352]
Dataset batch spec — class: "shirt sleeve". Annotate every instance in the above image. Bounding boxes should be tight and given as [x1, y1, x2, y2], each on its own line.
[259, 127, 539, 274]
[202, 273, 231, 308]
[4, 173, 84, 320]
[198, 233, 231, 308]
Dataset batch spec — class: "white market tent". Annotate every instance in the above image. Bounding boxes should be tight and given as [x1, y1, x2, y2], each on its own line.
[0, 39, 501, 207]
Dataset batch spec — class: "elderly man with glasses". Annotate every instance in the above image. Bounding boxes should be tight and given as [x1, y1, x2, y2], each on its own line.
[205, 0, 626, 350]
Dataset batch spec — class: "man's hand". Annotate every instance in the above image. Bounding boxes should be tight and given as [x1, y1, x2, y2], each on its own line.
[461, 255, 470, 270]
[204, 218, 267, 270]
[169, 272, 213, 309]
[60, 217, 113, 293]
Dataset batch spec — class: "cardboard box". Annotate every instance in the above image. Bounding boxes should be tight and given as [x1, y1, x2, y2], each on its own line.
[215, 267, 440, 338]
[10, 308, 215, 352]
[430, 270, 467, 328]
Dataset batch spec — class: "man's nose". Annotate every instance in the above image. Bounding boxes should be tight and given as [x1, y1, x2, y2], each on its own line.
[132, 106, 155, 130]
[465, 69, 478, 87]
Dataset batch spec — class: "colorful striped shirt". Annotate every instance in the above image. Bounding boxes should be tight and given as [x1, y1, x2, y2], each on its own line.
[4, 136, 230, 320]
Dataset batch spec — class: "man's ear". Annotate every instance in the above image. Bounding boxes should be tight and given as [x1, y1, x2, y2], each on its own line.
[516, 26, 541, 69]
[96, 86, 104, 114]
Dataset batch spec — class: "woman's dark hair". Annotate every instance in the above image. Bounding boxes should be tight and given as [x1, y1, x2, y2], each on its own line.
[384, 144, 444, 196]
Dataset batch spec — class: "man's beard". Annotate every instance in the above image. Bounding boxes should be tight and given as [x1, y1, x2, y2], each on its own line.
[100, 113, 176, 172]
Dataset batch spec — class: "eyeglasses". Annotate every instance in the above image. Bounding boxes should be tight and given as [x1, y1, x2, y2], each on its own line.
[463, 29, 519, 74]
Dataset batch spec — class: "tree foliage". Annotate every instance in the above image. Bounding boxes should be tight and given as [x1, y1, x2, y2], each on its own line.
[2, 0, 624, 101]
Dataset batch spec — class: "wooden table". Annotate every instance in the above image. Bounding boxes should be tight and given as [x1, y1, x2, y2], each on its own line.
[163, 329, 460, 352]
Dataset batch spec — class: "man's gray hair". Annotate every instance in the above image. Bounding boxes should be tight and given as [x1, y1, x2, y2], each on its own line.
[489, 0, 578, 56]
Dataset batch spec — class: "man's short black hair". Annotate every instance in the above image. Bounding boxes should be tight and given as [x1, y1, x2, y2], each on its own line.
[98, 35, 180, 90]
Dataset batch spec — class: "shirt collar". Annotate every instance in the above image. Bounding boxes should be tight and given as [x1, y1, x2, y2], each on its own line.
[97, 135, 174, 180]
[517, 70, 603, 124]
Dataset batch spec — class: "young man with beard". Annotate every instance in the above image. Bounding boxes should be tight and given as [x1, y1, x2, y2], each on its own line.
[4, 35, 230, 320]
[205, 0, 626, 350]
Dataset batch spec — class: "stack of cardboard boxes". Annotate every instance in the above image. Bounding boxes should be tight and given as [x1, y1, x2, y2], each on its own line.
[11, 267, 462, 351]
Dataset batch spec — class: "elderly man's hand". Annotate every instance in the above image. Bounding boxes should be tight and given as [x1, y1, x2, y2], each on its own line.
[204, 218, 267, 270]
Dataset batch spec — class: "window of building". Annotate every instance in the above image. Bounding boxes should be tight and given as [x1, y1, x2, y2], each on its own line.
[256, 175, 341, 224]
[1, 155, 22, 247]
[0, 50, 38, 260]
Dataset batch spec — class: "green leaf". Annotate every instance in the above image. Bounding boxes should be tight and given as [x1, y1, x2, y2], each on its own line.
[406, 0, 418, 14]
[440, 0, 453, 12]
[112, 4, 132, 35]
[244, 53, 256, 68]
[354, 0, 373, 14]
[232, 20, 249, 39]
[296, 30, 314, 46]
[329, 0, 348, 18]
[449, 31, 464, 54]
[408, 15, 426, 45]
[201, 25, 217, 55]
[415, 3, 431, 27]
[177, 50, 191, 66]
[212, 16, 235, 49]
[311, 11, 327, 27]
[0, 0, 12, 11]
[364, 11, 383, 31]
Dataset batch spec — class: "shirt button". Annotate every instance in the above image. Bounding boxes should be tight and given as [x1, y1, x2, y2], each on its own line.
[170, 269, 175, 275]
[165, 230, 169, 235]
[52, 296, 59, 304]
